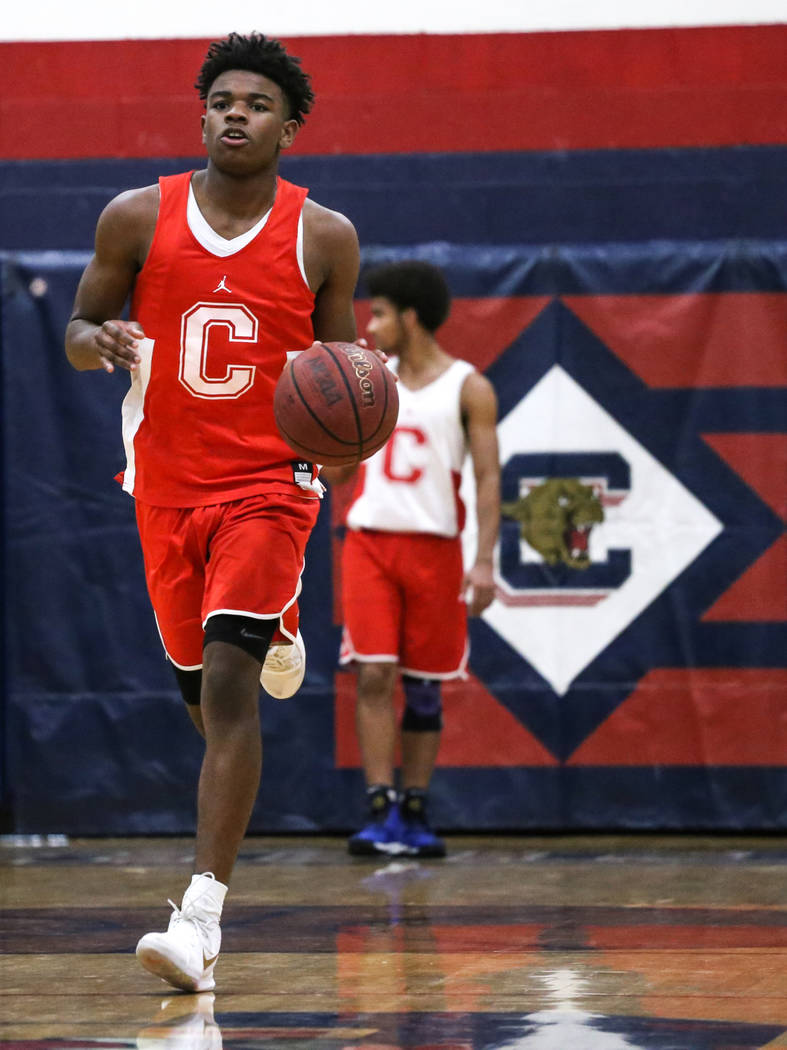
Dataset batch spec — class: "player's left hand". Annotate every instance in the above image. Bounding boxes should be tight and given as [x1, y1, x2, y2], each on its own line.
[463, 561, 495, 617]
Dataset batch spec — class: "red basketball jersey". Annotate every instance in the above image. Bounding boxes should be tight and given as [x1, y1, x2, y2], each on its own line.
[120, 172, 316, 507]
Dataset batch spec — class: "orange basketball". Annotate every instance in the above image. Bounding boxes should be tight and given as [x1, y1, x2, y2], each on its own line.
[274, 341, 399, 466]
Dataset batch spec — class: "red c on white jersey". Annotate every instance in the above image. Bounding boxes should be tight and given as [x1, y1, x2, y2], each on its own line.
[383, 426, 426, 483]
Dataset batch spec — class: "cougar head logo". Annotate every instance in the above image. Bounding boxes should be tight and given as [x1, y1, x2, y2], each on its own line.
[502, 478, 604, 569]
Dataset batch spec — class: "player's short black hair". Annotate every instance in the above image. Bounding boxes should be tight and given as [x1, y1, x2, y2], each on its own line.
[195, 31, 315, 125]
[363, 261, 451, 333]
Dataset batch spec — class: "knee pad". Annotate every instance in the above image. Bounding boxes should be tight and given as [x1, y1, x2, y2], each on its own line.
[203, 613, 276, 665]
[172, 665, 202, 707]
[401, 675, 443, 732]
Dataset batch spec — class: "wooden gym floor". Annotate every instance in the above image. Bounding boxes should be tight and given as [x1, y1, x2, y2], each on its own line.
[1, 834, 786, 1047]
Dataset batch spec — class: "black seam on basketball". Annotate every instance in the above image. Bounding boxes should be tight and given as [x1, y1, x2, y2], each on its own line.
[275, 411, 344, 456]
[275, 415, 358, 462]
[287, 356, 359, 448]
[318, 342, 364, 458]
[360, 434, 390, 458]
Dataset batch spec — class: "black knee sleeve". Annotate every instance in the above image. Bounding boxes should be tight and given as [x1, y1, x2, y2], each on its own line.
[203, 613, 276, 664]
[172, 665, 202, 707]
[401, 675, 443, 732]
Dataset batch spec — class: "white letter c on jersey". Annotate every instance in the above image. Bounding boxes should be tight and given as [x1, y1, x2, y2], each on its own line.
[180, 302, 257, 399]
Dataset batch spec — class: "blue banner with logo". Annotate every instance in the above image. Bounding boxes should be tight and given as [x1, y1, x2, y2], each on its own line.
[2, 241, 786, 833]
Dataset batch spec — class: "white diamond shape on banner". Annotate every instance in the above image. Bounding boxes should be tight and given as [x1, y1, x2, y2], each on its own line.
[461, 365, 722, 696]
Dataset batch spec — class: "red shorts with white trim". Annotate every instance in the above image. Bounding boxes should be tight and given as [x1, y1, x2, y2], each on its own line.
[135, 492, 320, 669]
[339, 528, 468, 679]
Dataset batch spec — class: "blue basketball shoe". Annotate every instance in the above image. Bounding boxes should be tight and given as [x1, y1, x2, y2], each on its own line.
[348, 786, 406, 856]
[398, 788, 446, 858]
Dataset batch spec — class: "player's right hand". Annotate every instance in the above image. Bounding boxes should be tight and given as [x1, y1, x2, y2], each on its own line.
[356, 336, 394, 374]
[95, 320, 145, 373]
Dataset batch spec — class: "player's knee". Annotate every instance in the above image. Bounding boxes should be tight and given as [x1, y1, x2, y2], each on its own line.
[358, 662, 398, 703]
[401, 675, 443, 732]
[203, 613, 276, 665]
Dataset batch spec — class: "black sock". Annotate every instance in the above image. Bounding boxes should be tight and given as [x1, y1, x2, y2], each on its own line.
[366, 784, 396, 814]
[401, 788, 428, 818]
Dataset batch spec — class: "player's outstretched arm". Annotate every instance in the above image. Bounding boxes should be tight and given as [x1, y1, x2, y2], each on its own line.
[462, 371, 501, 617]
[65, 187, 156, 373]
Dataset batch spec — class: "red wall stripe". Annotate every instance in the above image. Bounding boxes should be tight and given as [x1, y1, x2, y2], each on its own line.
[567, 669, 787, 765]
[702, 433, 787, 521]
[702, 536, 787, 622]
[701, 433, 787, 623]
[4, 25, 787, 159]
[563, 293, 787, 388]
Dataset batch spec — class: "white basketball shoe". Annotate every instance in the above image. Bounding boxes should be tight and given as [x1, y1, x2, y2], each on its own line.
[260, 630, 306, 699]
[136, 873, 227, 992]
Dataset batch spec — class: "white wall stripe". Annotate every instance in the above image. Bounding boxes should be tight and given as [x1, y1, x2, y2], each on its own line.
[2, 0, 784, 41]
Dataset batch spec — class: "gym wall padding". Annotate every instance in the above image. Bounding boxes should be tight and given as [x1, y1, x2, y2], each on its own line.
[1, 25, 786, 832]
[2, 238, 785, 834]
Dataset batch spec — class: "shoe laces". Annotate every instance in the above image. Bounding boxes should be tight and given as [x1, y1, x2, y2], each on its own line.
[167, 898, 213, 944]
[264, 643, 299, 673]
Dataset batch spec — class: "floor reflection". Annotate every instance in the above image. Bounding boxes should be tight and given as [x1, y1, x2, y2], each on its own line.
[137, 994, 222, 1050]
[2, 836, 787, 1048]
[131, 999, 787, 1050]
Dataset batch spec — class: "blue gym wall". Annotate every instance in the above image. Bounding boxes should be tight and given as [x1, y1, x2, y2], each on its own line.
[1, 27, 786, 833]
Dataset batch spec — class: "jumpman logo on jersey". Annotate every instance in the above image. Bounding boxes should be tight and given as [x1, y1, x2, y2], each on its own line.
[213, 275, 232, 293]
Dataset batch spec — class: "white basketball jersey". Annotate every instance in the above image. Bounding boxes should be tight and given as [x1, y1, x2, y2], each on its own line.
[346, 358, 475, 537]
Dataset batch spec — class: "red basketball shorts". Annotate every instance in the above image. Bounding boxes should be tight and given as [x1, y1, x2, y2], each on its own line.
[135, 492, 320, 669]
[339, 528, 468, 679]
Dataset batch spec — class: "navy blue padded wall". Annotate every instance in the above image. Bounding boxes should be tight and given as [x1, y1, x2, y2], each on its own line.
[2, 148, 787, 251]
[1, 142, 786, 832]
[2, 239, 786, 834]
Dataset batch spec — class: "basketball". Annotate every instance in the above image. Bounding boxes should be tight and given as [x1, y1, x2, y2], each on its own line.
[274, 341, 399, 465]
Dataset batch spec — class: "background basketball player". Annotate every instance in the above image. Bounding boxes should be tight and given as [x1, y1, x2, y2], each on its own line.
[324, 260, 501, 857]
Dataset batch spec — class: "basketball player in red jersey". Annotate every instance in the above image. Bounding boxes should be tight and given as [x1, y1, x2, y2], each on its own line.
[324, 261, 500, 858]
[65, 33, 367, 992]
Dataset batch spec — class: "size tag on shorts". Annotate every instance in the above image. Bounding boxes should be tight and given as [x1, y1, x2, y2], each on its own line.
[291, 460, 314, 486]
